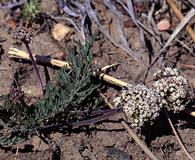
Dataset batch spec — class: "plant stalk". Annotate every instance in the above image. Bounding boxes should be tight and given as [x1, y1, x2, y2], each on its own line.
[38, 109, 120, 131]
[24, 43, 44, 94]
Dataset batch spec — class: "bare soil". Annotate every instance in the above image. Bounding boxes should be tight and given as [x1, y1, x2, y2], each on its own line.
[0, 1, 195, 160]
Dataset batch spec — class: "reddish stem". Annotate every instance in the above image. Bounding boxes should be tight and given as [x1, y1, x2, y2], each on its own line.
[25, 43, 44, 94]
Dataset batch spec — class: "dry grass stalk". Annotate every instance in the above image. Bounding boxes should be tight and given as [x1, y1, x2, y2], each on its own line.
[164, 108, 194, 160]
[166, 59, 195, 70]
[8, 48, 195, 117]
[167, 0, 195, 43]
[161, 7, 195, 52]
[9, 48, 70, 69]
[8, 48, 127, 87]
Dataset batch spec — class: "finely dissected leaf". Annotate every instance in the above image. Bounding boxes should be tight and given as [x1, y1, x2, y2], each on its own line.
[32, 40, 100, 123]
[0, 136, 26, 147]
[0, 39, 102, 147]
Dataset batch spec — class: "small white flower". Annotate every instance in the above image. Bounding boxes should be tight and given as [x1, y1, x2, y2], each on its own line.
[152, 67, 191, 112]
[113, 84, 162, 129]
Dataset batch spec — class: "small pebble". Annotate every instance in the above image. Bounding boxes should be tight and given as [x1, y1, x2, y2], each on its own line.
[52, 23, 72, 41]
[157, 19, 171, 31]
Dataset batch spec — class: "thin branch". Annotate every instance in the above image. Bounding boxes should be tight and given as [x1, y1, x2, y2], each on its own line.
[8, 48, 128, 87]
[71, 109, 120, 128]
[161, 7, 195, 52]
[9, 47, 70, 69]
[167, 0, 195, 43]
[165, 58, 195, 70]
[164, 108, 194, 160]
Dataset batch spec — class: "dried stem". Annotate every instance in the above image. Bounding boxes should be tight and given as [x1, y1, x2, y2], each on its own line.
[161, 7, 195, 52]
[167, 0, 195, 43]
[71, 109, 120, 128]
[8, 48, 127, 87]
[165, 58, 195, 70]
[70, 109, 120, 116]
[164, 108, 194, 160]
[9, 47, 70, 68]
[8, 48, 195, 117]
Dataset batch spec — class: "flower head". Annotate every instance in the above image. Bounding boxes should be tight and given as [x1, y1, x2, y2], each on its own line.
[153, 67, 192, 112]
[14, 27, 32, 44]
[114, 84, 163, 128]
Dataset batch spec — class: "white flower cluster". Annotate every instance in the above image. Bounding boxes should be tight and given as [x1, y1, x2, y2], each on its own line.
[113, 84, 164, 128]
[152, 67, 191, 112]
[153, 67, 178, 80]
[113, 67, 192, 129]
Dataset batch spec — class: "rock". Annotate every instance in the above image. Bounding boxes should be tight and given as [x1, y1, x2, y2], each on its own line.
[157, 19, 171, 31]
[31, 136, 49, 151]
[52, 23, 72, 41]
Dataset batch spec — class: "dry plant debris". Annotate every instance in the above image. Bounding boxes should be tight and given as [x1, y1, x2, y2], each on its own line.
[167, 0, 195, 43]
[0, 0, 195, 159]
[8, 48, 195, 117]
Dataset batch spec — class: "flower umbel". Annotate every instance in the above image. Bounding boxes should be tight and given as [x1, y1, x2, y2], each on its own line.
[152, 67, 192, 112]
[14, 27, 33, 44]
[114, 84, 164, 128]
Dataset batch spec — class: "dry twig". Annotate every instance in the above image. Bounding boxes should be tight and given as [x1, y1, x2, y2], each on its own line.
[9, 48, 70, 68]
[8, 48, 127, 87]
[161, 7, 195, 52]
[167, 0, 195, 43]
[164, 108, 194, 160]
[8, 48, 195, 117]
[165, 58, 195, 70]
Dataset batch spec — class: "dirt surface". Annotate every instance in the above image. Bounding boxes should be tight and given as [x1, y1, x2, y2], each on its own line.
[0, 0, 195, 160]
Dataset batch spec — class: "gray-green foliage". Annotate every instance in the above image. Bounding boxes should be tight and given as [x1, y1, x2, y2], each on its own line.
[0, 40, 101, 147]
[31, 40, 99, 126]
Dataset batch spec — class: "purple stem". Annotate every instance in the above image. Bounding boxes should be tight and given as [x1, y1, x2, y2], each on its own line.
[38, 109, 122, 131]
[71, 109, 120, 128]
[25, 43, 44, 94]
[69, 109, 119, 116]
